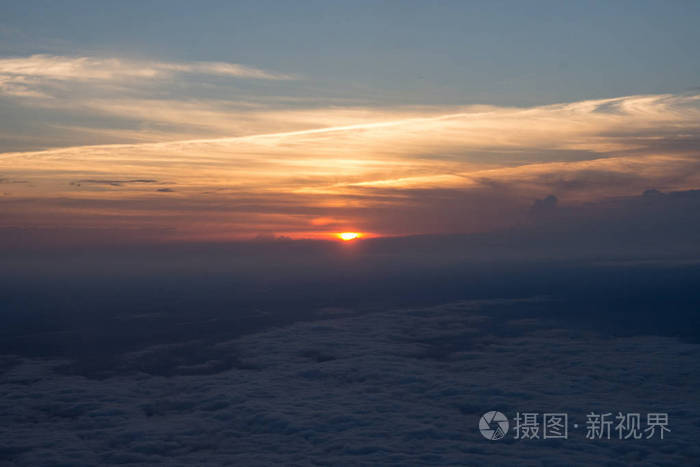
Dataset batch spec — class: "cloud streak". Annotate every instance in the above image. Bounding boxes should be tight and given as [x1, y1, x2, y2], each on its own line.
[0, 93, 698, 244]
[0, 54, 292, 98]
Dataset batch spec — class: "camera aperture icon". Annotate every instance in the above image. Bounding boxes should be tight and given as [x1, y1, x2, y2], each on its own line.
[479, 411, 509, 440]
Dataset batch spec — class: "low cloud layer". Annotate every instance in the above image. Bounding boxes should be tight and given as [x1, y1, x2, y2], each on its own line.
[1, 299, 698, 465]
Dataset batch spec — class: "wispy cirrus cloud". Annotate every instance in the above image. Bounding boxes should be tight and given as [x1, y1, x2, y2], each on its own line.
[0, 54, 293, 98]
[0, 54, 300, 149]
[0, 54, 294, 81]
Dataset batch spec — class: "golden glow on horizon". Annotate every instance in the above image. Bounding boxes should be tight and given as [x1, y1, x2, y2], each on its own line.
[0, 93, 699, 244]
[337, 232, 362, 241]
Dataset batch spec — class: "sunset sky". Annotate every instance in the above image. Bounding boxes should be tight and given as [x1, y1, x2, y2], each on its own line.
[3, 4, 700, 464]
[2, 0, 700, 244]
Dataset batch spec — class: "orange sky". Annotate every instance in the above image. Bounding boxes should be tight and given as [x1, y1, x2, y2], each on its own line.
[1, 93, 700, 245]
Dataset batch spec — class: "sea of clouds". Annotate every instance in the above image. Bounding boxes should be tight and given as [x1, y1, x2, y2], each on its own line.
[1, 298, 699, 466]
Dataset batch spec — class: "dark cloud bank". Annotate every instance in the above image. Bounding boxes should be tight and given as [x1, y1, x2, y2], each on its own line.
[1, 190, 700, 465]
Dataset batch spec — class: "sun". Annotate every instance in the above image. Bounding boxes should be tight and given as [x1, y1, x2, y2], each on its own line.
[337, 232, 362, 241]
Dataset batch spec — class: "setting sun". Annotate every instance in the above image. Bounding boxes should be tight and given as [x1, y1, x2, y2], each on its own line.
[337, 232, 362, 241]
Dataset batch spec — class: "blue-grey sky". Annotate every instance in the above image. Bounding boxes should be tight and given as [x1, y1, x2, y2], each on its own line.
[2, 0, 699, 106]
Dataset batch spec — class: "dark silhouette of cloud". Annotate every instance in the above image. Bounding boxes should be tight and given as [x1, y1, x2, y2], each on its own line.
[529, 194, 558, 217]
[71, 179, 158, 187]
